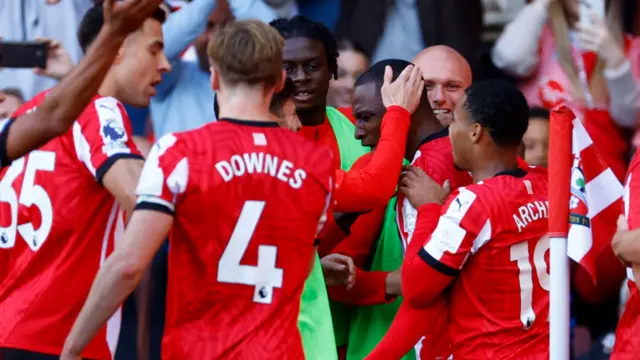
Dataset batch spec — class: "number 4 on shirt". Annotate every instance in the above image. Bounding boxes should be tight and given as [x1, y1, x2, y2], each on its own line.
[218, 200, 284, 304]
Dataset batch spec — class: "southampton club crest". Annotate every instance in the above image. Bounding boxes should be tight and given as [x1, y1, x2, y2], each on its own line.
[569, 156, 590, 228]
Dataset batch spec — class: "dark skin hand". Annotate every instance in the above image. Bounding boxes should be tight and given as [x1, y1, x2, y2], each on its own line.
[399, 165, 451, 208]
[321, 253, 356, 289]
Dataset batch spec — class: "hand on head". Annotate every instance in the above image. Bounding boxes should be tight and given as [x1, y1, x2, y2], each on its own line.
[380, 65, 425, 114]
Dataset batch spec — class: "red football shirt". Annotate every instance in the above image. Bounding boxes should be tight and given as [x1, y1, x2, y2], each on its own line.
[0, 92, 142, 359]
[613, 151, 640, 358]
[397, 128, 472, 249]
[419, 167, 550, 359]
[135, 118, 333, 359]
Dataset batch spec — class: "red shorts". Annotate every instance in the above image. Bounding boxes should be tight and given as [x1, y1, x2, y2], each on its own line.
[612, 281, 640, 359]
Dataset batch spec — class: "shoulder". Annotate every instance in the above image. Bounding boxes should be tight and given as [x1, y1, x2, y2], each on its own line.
[78, 96, 129, 128]
[12, 90, 48, 118]
[337, 107, 355, 125]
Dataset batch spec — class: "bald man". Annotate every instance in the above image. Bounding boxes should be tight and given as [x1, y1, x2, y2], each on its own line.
[412, 45, 472, 126]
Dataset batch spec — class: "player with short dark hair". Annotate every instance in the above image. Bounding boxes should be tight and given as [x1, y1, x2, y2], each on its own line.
[325, 59, 470, 359]
[61, 19, 334, 360]
[271, 16, 417, 213]
[0, 0, 163, 170]
[271, 17, 424, 360]
[367, 80, 549, 360]
[0, 3, 170, 360]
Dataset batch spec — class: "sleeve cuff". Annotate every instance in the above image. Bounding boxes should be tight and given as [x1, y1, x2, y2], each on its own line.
[386, 105, 411, 118]
[96, 153, 145, 185]
[604, 60, 631, 80]
[418, 248, 460, 277]
[0, 118, 15, 168]
[135, 199, 175, 216]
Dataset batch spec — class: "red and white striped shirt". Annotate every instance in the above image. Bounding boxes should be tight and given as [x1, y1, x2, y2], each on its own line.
[0, 91, 141, 359]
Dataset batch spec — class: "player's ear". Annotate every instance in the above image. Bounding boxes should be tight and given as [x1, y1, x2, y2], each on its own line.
[469, 123, 483, 144]
[274, 70, 286, 93]
[210, 66, 221, 92]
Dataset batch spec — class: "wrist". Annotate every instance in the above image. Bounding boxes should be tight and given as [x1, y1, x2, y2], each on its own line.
[99, 24, 128, 44]
[604, 54, 627, 73]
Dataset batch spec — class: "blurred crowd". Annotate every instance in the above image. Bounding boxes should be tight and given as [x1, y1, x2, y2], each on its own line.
[1, 0, 639, 359]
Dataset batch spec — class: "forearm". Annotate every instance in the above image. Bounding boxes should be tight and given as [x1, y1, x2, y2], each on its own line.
[5, 27, 126, 161]
[333, 106, 410, 212]
[491, 0, 547, 77]
[606, 61, 640, 128]
[365, 298, 447, 360]
[328, 269, 391, 306]
[63, 253, 144, 355]
[162, 0, 218, 60]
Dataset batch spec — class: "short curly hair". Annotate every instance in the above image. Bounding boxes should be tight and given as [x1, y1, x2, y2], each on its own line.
[464, 80, 530, 148]
[269, 16, 339, 80]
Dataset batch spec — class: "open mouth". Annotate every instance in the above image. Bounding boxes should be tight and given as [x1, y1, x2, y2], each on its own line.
[433, 109, 450, 115]
[294, 91, 314, 102]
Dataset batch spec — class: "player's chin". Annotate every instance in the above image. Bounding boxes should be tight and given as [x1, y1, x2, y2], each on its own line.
[435, 113, 453, 126]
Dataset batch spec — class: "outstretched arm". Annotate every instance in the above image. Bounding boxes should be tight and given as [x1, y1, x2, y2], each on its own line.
[333, 65, 424, 212]
[1, 0, 162, 165]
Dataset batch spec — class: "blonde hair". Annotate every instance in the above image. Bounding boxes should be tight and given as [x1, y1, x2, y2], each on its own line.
[207, 20, 285, 87]
[548, 0, 624, 106]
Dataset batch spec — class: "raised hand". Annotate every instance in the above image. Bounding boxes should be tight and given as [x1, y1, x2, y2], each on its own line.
[380, 64, 425, 114]
[321, 253, 356, 289]
[399, 166, 451, 208]
[575, 11, 626, 71]
[33, 38, 73, 81]
[103, 0, 164, 37]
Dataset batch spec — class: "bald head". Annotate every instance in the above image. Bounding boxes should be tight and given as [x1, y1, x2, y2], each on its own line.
[412, 45, 472, 126]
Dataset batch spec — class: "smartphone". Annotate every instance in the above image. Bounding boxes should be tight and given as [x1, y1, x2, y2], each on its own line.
[579, 0, 605, 27]
[0, 41, 48, 69]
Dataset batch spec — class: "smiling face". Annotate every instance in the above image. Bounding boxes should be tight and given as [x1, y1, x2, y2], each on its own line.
[283, 37, 331, 111]
[413, 46, 472, 126]
[523, 117, 549, 167]
[352, 82, 385, 147]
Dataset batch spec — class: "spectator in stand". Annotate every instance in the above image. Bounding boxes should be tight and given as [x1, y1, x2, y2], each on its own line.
[523, 107, 550, 168]
[335, 0, 483, 75]
[0, 0, 91, 100]
[149, 0, 277, 138]
[492, 0, 640, 350]
[0, 88, 25, 119]
[491, 0, 640, 181]
[327, 39, 370, 109]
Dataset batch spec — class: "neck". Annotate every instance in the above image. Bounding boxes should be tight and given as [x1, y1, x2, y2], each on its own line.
[98, 72, 119, 99]
[298, 105, 327, 127]
[469, 147, 519, 183]
[218, 86, 273, 121]
[405, 111, 444, 160]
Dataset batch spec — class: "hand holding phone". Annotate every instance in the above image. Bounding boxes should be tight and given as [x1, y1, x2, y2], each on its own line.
[579, 0, 605, 27]
[0, 41, 48, 69]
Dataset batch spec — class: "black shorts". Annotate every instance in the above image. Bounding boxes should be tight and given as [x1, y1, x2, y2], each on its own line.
[0, 348, 96, 360]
